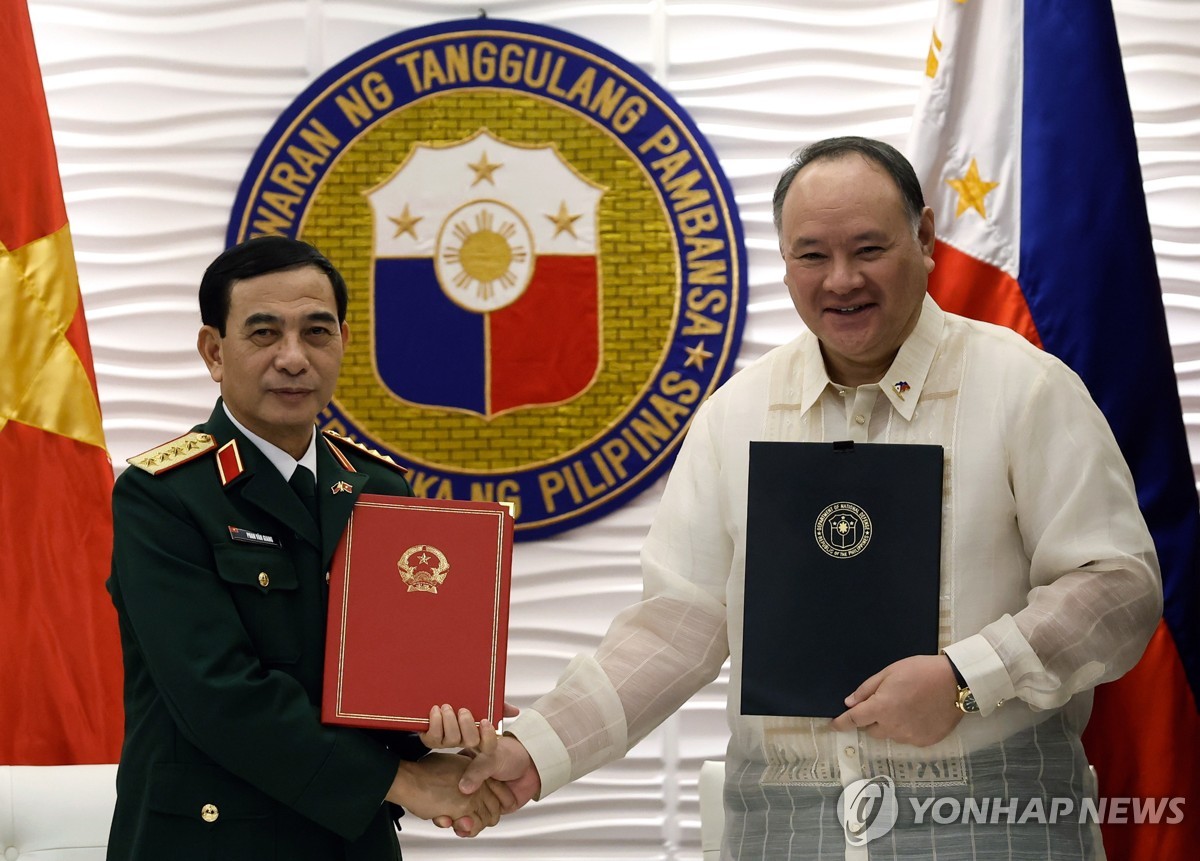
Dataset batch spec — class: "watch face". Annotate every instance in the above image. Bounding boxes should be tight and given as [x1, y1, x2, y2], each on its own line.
[958, 688, 980, 713]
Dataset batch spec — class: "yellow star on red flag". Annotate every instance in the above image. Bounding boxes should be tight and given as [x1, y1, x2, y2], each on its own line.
[1, 227, 105, 448]
[1, 0, 123, 766]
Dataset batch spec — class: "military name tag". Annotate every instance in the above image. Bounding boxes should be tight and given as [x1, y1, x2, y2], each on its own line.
[228, 526, 282, 548]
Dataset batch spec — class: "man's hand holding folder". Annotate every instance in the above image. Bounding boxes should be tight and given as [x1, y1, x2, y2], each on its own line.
[830, 654, 964, 746]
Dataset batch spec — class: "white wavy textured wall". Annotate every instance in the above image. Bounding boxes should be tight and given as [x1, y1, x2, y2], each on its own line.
[27, 1, 1198, 858]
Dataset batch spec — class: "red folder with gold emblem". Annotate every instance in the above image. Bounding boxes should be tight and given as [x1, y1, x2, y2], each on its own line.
[322, 494, 512, 731]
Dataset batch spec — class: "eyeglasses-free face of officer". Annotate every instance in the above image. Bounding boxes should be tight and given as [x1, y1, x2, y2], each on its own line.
[196, 243, 350, 461]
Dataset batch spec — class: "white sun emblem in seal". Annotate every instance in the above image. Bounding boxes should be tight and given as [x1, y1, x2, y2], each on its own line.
[814, 502, 873, 558]
[435, 200, 535, 313]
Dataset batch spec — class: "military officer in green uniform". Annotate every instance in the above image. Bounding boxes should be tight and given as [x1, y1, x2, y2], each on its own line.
[107, 236, 511, 860]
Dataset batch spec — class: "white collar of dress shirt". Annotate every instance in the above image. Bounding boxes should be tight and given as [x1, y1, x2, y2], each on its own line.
[795, 292, 945, 421]
[221, 402, 319, 481]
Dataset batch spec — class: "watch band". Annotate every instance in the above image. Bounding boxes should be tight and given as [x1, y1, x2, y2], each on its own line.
[945, 654, 968, 688]
[942, 651, 980, 714]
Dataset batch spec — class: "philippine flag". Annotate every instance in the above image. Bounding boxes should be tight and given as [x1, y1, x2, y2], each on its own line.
[908, 2, 1199, 859]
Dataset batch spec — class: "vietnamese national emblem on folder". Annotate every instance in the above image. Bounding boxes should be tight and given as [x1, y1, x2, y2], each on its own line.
[322, 494, 513, 731]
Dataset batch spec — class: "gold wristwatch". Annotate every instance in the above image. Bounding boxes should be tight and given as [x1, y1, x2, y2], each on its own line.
[943, 652, 980, 714]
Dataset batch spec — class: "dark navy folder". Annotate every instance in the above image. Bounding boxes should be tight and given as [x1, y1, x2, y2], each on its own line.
[741, 441, 943, 718]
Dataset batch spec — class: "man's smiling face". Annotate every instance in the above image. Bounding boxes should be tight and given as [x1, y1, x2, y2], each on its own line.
[779, 153, 936, 387]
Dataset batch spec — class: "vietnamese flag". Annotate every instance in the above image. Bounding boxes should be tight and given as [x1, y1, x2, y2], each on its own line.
[0, 0, 123, 764]
[908, 1, 1200, 859]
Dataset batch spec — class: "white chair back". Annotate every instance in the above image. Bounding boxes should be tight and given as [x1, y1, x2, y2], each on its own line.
[0, 764, 117, 860]
[699, 760, 725, 860]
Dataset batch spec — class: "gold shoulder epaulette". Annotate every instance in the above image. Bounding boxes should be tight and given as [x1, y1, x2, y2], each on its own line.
[322, 429, 409, 474]
[127, 432, 217, 475]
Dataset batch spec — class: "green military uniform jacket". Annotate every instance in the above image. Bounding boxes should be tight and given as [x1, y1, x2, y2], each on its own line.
[107, 401, 424, 861]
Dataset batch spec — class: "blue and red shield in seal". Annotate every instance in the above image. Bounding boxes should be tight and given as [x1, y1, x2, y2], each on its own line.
[366, 129, 603, 417]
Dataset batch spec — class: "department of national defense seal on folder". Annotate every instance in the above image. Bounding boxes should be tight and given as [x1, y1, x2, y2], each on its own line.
[742, 441, 944, 718]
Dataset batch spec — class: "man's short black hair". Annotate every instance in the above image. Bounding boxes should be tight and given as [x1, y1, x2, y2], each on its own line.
[771, 136, 926, 234]
[199, 236, 348, 336]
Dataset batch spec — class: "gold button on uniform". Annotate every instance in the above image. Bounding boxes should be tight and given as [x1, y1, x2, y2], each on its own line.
[201, 803, 219, 823]
[844, 746, 856, 757]
[854, 414, 866, 425]
[258, 572, 270, 588]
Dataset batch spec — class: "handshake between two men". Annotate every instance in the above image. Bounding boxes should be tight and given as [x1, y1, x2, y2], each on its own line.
[411, 703, 540, 838]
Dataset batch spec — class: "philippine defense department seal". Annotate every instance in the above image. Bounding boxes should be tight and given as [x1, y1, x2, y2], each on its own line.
[815, 502, 873, 559]
[228, 18, 747, 538]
